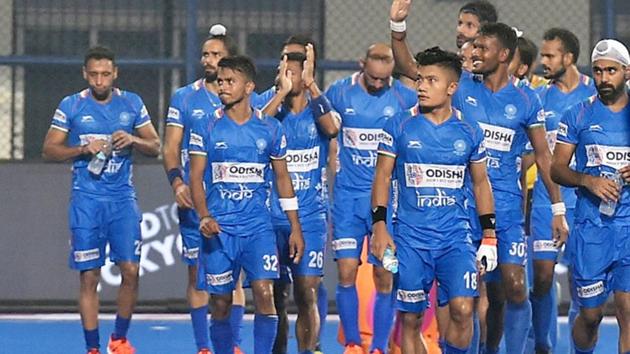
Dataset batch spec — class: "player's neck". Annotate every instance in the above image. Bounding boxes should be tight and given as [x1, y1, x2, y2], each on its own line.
[286, 91, 308, 114]
[601, 91, 629, 113]
[225, 98, 253, 124]
[553, 65, 580, 93]
[422, 103, 452, 124]
[89, 89, 113, 104]
[204, 80, 220, 95]
[483, 65, 510, 92]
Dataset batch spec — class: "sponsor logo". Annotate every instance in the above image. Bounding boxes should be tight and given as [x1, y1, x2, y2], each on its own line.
[416, 189, 457, 208]
[53, 109, 67, 123]
[404, 163, 465, 188]
[292, 174, 311, 191]
[81, 115, 95, 123]
[74, 248, 100, 262]
[533, 240, 558, 253]
[465, 96, 478, 107]
[79, 134, 111, 146]
[383, 106, 395, 117]
[182, 246, 199, 260]
[189, 133, 204, 148]
[585, 144, 630, 169]
[286, 147, 320, 173]
[453, 139, 467, 155]
[344, 108, 356, 115]
[536, 109, 545, 122]
[397, 289, 426, 303]
[544, 111, 556, 119]
[589, 124, 603, 132]
[280, 135, 287, 149]
[140, 105, 149, 118]
[380, 131, 394, 147]
[206, 271, 233, 286]
[407, 140, 423, 149]
[167, 107, 180, 120]
[214, 141, 228, 150]
[351, 151, 378, 167]
[545, 130, 558, 150]
[192, 109, 205, 118]
[577, 281, 605, 299]
[218, 184, 254, 200]
[486, 156, 500, 169]
[479, 122, 515, 152]
[504, 104, 518, 120]
[211, 162, 265, 183]
[103, 160, 123, 174]
[343, 127, 383, 150]
[331, 238, 357, 251]
[558, 122, 569, 137]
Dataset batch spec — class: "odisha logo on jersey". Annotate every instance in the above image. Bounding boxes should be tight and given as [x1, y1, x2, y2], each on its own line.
[453, 139, 467, 156]
[286, 149, 319, 164]
[119, 112, 131, 125]
[605, 150, 630, 162]
[346, 130, 383, 145]
[256, 139, 267, 154]
[484, 129, 513, 144]
[504, 104, 517, 119]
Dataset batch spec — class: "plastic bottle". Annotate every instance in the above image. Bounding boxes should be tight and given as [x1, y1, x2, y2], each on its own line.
[88, 151, 108, 175]
[382, 246, 398, 274]
[599, 170, 622, 216]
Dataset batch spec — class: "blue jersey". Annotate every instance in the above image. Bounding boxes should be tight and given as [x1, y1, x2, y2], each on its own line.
[270, 103, 330, 225]
[326, 73, 417, 196]
[378, 105, 486, 249]
[453, 75, 545, 218]
[50, 88, 152, 199]
[252, 87, 276, 110]
[531, 75, 596, 209]
[189, 107, 287, 234]
[166, 79, 222, 183]
[557, 95, 630, 225]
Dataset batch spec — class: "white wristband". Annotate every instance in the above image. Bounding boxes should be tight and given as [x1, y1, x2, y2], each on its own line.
[551, 202, 566, 216]
[279, 197, 299, 211]
[390, 20, 407, 33]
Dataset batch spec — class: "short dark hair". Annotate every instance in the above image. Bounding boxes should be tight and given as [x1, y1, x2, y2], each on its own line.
[459, 1, 498, 24]
[479, 22, 517, 61]
[415, 47, 463, 79]
[84, 46, 115, 66]
[516, 36, 538, 68]
[205, 33, 239, 56]
[283, 52, 307, 66]
[543, 27, 580, 63]
[218, 55, 256, 81]
[283, 34, 316, 52]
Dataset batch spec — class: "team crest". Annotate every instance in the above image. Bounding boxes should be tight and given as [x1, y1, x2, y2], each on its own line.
[256, 138, 267, 154]
[119, 112, 131, 125]
[383, 106, 395, 117]
[504, 104, 517, 119]
[453, 139, 467, 155]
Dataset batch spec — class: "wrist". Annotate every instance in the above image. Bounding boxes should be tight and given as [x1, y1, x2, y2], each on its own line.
[390, 19, 407, 32]
[199, 214, 212, 222]
[551, 202, 566, 216]
[79, 145, 88, 156]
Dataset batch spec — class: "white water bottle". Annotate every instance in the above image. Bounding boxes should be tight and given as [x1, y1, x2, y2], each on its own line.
[382, 246, 398, 274]
[599, 170, 623, 216]
[88, 151, 108, 175]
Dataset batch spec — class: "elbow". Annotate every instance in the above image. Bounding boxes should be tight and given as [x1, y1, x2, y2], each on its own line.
[41, 146, 56, 161]
[550, 163, 561, 185]
[148, 139, 161, 157]
[325, 126, 339, 139]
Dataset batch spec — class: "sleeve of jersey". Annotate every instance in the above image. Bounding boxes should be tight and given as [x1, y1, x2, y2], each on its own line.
[556, 105, 580, 145]
[377, 116, 398, 158]
[526, 92, 545, 129]
[324, 83, 343, 124]
[270, 120, 288, 160]
[251, 88, 275, 110]
[469, 122, 487, 163]
[188, 117, 209, 156]
[132, 95, 152, 129]
[165, 91, 185, 128]
[50, 97, 73, 132]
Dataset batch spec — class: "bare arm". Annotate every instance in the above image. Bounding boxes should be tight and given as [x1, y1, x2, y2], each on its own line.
[303, 43, 339, 138]
[262, 56, 292, 117]
[390, 0, 418, 79]
[272, 158, 304, 263]
[528, 126, 562, 203]
[190, 153, 209, 218]
[370, 154, 396, 260]
[470, 161, 496, 236]
[163, 125, 193, 208]
[42, 128, 85, 161]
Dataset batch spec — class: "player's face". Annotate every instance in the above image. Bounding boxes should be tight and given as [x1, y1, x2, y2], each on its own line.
[416, 64, 458, 109]
[361, 55, 395, 94]
[592, 59, 628, 102]
[282, 43, 306, 56]
[83, 59, 117, 102]
[471, 35, 504, 75]
[456, 12, 481, 48]
[286, 60, 304, 96]
[201, 39, 229, 82]
[540, 39, 568, 80]
[217, 67, 253, 107]
[458, 41, 474, 72]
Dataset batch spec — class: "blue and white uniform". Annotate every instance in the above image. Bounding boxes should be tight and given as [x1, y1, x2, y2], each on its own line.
[189, 107, 287, 294]
[51, 88, 152, 270]
[378, 105, 486, 312]
[326, 73, 416, 262]
[166, 79, 222, 265]
[556, 95, 630, 308]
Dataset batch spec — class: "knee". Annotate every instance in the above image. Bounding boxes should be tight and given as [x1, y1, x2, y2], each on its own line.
[338, 265, 358, 286]
[449, 300, 474, 326]
[580, 308, 603, 327]
[616, 302, 630, 325]
[373, 267, 393, 292]
[211, 296, 232, 319]
[504, 277, 527, 303]
[119, 263, 140, 283]
[402, 312, 423, 331]
[80, 270, 101, 291]
[253, 282, 276, 313]
[533, 267, 554, 296]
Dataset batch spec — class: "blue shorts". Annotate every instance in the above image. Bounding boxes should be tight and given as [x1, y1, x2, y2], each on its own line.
[530, 206, 575, 261]
[485, 222, 527, 282]
[197, 229, 279, 294]
[178, 207, 201, 266]
[274, 216, 327, 283]
[570, 221, 630, 308]
[68, 194, 142, 271]
[395, 238, 479, 313]
[331, 193, 380, 265]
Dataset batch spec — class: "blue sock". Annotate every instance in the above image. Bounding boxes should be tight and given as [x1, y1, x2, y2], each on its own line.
[190, 305, 209, 350]
[210, 318, 233, 354]
[84, 328, 99, 350]
[317, 282, 328, 343]
[439, 338, 447, 351]
[370, 291, 394, 351]
[254, 314, 278, 354]
[504, 300, 531, 354]
[444, 341, 469, 354]
[230, 304, 245, 346]
[299, 351, 314, 354]
[550, 281, 558, 350]
[525, 322, 535, 354]
[112, 315, 131, 340]
[531, 291, 553, 351]
[336, 284, 361, 345]
[574, 344, 594, 354]
[466, 312, 480, 354]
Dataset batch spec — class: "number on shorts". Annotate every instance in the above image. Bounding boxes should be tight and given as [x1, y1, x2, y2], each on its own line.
[134, 240, 142, 256]
[263, 254, 278, 271]
[308, 251, 324, 269]
[508, 242, 526, 257]
[464, 271, 478, 290]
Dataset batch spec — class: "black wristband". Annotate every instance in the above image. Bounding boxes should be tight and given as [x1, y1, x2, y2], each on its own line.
[479, 213, 496, 230]
[371, 205, 387, 225]
[167, 168, 183, 186]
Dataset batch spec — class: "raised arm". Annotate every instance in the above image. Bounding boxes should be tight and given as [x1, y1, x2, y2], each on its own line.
[390, 0, 418, 79]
